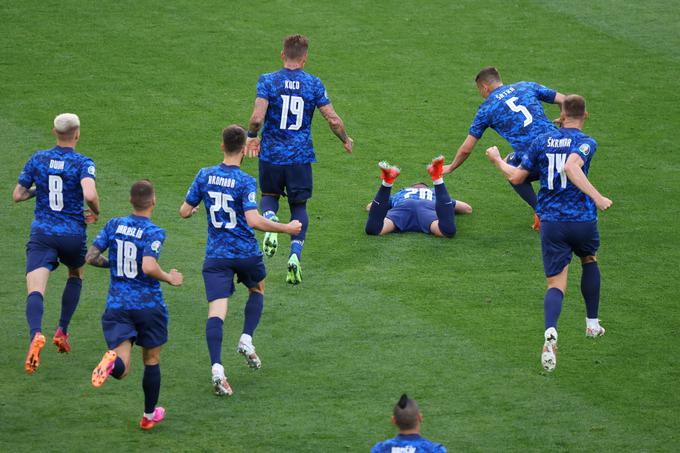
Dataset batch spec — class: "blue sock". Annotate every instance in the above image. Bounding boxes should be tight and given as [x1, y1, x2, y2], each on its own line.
[510, 181, 537, 210]
[142, 364, 161, 414]
[111, 356, 126, 379]
[433, 181, 456, 237]
[59, 277, 82, 334]
[365, 184, 392, 235]
[205, 316, 223, 365]
[289, 202, 309, 259]
[243, 292, 264, 337]
[544, 288, 564, 330]
[261, 195, 279, 220]
[581, 262, 601, 319]
[26, 291, 44, 339]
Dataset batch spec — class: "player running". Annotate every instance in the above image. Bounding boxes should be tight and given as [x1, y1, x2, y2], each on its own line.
[365, 156, 472, 237]
[485, 95, 612, 372]
[245, 34, 353, 285]
[86, 180, 183, 430]
[179, 125, 301, 396]
[13, 113, 100, 374]
[443, 67, 565, 230]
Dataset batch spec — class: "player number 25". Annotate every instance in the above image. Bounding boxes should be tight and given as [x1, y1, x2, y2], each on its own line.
[208, 191, 237, 229]
[546, 153, 568, 190]
[115, 239, 138, 279]
[280, 95, 304, 131]
[505, 97, 533, 127]
[48, 175, 64, 211]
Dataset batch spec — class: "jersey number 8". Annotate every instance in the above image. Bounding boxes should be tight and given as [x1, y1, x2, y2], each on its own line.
[208, 191, 237, 229]
[48, 175, 64, 211]
[280, 95, 304, 131]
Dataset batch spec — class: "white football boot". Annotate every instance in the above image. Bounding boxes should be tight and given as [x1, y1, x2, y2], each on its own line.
[237, 336, 262, 369]
[586, 319, 606, 338]
[541, 327, 558, 372]
[211, 363, 233, 396]
[262, 215, 279, 257]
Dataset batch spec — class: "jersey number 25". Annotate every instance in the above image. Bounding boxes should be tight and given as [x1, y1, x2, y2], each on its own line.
[208, 191, 237, 229]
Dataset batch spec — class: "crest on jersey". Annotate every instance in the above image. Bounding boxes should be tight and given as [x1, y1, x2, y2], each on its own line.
[248, 192, 256, 203]
[151, 240, 161, 253]
[88, 165, 96, 176]
[579, 143, 591, 156]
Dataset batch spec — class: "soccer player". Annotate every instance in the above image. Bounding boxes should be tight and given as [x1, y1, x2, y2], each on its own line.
[370, 394, 446, 453]
[179, 125, 301, 396]
[443, 67, 566, 230]
[245, 34, 353, 285]
[365, 156, 472, 237]
[485, 95, 612, 372]
[87, 180, 183, 430]
[13, 113, 100, 374]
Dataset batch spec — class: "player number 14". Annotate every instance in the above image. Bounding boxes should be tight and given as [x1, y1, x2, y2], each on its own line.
[280, 95, 304, 131]
[547, 153, 567, 190]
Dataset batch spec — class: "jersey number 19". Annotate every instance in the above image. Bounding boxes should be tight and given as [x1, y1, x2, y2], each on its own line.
[280, 95, 304, 130]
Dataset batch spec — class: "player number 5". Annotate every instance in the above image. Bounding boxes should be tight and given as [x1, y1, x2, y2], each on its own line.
[208, 191, 237, 229]
[280, 95, 304, 131]
[505, 97, 533, 127]
[48, 175, 64, 211]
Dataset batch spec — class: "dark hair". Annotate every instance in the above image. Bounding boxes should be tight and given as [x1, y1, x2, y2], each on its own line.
[222, 125, 246, 153]
[475, 66, 502, 84]
[130, 179, 155, 210]
[562, 94, 586, 119]
[283, 34, 309, 60]
[393, 394, 420, 430]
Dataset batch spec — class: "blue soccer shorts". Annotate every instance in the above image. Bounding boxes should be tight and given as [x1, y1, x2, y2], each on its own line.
[25, 233, 87, 273]
[386, 200, 440, 234]
[259, 160, 313, 203]
[540, 220, 600, 277]
[101, 305, 169, 350]
[202, 256, 267, 302]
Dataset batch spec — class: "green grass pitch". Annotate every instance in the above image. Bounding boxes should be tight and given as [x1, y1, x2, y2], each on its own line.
[1, 1, 678, 451]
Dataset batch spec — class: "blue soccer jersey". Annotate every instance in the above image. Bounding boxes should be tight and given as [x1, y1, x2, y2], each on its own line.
[390, 187, 437, 208]
[371, 434, 447, 453]
[17, 146, 96, 236]
[185, 164, 261, 259]
[257, 68, 331, 165]
[521, 128, 598, 222]
[92, 215, 166, 310]
[469, 81, 558, 157]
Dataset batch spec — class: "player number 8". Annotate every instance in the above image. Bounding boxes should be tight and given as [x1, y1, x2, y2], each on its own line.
[48, 175, 64, 211]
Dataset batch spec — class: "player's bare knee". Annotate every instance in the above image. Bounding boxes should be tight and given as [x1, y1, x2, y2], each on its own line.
[68, 266, 85, 279]
[249, 281, 265, 295]
[142, 347, 161, 366]
[581, 255, 597, 264]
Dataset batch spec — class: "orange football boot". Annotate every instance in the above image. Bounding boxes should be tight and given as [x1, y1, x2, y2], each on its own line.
[92, 350, 117, 387]
[24, 333, 46, 374]
[427, 155, 445, 181]
[532, 213, 541, 231]
[52, 327, 71, 353]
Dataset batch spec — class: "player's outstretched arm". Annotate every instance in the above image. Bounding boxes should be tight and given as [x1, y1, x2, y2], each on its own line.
[443, 135, 478, 174]
[81, 178, 100, 223]
[318, 104, 353, 153]
[564, 154, 612, 211]
[246, 98, 269, 158]
[12, 183, 35, 202]
[179, 202, 199, 218]
[85, 245, 109, 268]
[245, 210, 302, 235]
[553, 92, 566, 105]
[485, 146, 529, 184]
[142, 256, 183, 286]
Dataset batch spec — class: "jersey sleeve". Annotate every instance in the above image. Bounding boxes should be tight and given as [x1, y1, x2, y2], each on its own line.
[92, 220, 113, 252]
[468, 107, 489, 139]
[185, 170, 203, 207]
[256, 74, 270, 100]
[520, 141, 540, 173]
[314, 78, 331, 108]
[80, 157, 97, 180]
[241, 176, 258, 211]
[143, 228, 166, 259]
[17, 156, 35, 188]
[533, 82, 557, 103]
[571, 138, 597, 161]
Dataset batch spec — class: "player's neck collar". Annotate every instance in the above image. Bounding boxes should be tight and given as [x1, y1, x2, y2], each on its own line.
[220, 162, 240, 169]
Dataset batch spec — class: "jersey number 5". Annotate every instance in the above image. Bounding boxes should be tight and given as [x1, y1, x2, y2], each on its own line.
[208, 192, 237, 229]
[505, 97, 533, 127]
[115, 240, 138, 278]
[280, 95, 304, 131]
[48, 175, 64, 211]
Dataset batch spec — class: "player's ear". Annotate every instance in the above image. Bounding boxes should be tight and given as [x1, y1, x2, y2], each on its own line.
[74, 129, 80, 141]
[51, 127, 57, 137]
[281, 50, 286, 62]
[390, 416, 398, 427]
[152, 194, 157, 207]
[584, 111, 589, 120]
[220, 143, 225, 152]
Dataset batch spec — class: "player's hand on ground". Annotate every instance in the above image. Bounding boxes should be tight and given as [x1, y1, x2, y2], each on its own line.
[596, 196, 613, 211]
[84, 209, 98, 224]
[246, 137, 260, 158]
[485, 146, 501, 162]
[287, 220, 303, 235]
[343, 137, 354, 154]
[168, 269, 183, 286]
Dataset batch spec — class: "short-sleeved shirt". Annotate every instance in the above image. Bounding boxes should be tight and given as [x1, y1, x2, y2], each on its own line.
[521, 127, 598, 222]
[92, 215, 166, 310]
[469, 81, 558, 157]
[390, 187, 437, 208]
[371, 434, 447, 453]
[18, 146, 96, 236]
[256, 68, 331, 165]
[185, 164, 262, 259]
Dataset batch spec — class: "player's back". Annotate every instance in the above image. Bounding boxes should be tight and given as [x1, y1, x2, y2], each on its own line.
[186, 164, 261, 259]
[97, 215, 166, 310]
[18, 146, 96, 236]
[257, 68, 331, 165]
[470, 81, 558, 156]
[391, 187, 437, 209]
[371, 434, 446, 453]
[526, 128, 598, 222]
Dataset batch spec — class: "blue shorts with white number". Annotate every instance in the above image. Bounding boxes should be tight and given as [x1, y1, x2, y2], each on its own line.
[102, 305, 168, 349]
[259, 160, 313, 203]
[202, 256, 267, 301]
[386, 200, 440, 234]
[25, 233, 87, 273]
[507, 152, 539, 182]
[540, 221, 600, 277]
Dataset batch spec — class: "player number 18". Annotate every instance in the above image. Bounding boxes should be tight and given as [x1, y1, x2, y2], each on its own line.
[115, 239, 138, 279]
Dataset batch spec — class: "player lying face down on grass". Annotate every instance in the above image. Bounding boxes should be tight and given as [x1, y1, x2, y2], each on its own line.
[365, 156, 472, 238]
[86, 180, 184, 430]
[485, 95, 612, 372]
[178, 125, 301, 397]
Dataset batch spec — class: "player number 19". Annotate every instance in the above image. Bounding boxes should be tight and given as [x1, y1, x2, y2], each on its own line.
[505, 97, 533, 127]
[280, 95, 304, 131]
[48, 175, 64, 211]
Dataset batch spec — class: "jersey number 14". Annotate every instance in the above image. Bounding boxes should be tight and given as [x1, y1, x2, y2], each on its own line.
[280, 95, 304, 130]
[547, 153, 567, 190]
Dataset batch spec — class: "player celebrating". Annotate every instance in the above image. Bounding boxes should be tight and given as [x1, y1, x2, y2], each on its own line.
[13, 113, 100, 374]
[371, 394, 446, 453]
[443, 67, 565, 230]
[179, 125, 301, 396]
[87, 180, 183, 430]
[365, 156, 472, 237]
[245, 34, 353, 285]
[485, 95, 612, 372]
